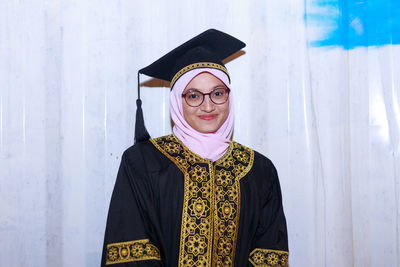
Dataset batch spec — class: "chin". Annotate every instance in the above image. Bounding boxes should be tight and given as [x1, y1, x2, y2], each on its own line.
[194, 125, 220, 133]
[199, 129, 217, 133]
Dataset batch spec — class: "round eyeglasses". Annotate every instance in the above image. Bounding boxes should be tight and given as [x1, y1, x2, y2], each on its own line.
[182, 87, 230, 107]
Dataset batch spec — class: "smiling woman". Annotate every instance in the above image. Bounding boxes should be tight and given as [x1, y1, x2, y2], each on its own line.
[180, 73, 230, 133]
[101, 29, 289, 266]
[169, 67, 235, 161]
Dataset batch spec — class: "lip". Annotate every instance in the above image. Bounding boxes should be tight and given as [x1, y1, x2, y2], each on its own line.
[199, 115, 217, 120]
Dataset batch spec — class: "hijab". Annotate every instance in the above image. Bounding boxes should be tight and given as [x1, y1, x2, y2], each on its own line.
[170, 68, 234, 161]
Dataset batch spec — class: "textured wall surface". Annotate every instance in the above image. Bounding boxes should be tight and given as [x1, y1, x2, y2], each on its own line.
[0, 1, 399, 266]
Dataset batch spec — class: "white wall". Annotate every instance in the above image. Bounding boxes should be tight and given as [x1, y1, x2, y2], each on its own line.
[0, 1, 399, 266]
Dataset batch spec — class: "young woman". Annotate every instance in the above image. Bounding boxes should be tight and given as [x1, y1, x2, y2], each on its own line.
[101, 29, 288, 267]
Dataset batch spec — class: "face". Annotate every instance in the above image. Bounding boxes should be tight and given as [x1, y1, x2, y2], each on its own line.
[182, 72, 230, 133]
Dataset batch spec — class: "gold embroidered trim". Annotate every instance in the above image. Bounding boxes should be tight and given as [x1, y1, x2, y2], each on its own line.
[212, 141, 254, 265]
[249, 248, 289, 267]
[150, 134, 254, 266]
[105, 239, 160, 265]
[170, 62, 229, 88]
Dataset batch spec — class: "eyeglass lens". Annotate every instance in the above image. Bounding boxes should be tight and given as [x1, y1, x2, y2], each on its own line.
[184, 87, 230, 107]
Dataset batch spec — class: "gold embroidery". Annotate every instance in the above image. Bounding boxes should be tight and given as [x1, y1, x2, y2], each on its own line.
[150, 134, 254, 266]
[170, 62, 229, 88]
[105, 239, 160, 265]
[212, 141, 253, 266]
[189, 165, 208, 183]
[249, 249, 289, 267]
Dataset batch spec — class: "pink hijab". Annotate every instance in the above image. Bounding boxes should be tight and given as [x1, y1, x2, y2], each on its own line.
[170, 68, 234, 162]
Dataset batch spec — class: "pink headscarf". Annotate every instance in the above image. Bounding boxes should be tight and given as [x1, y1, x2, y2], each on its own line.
[170, 68, 234, 162]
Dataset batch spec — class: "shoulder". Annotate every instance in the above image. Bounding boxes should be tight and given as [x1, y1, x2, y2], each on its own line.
[122, 139, 154, 162]
[232, 141, 276, 170]
[232, 141, 279, 184]
[122, 135, 175, 172]
[253, 150, 278, 174]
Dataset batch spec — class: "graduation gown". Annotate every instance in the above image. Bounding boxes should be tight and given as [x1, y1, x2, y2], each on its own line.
[101, 134, 288, 266]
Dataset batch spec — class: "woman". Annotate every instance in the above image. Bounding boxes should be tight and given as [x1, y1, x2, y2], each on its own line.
[101, 29, 288, 266]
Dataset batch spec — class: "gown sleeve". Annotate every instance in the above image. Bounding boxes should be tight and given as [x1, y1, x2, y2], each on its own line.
[248, 161, 289, 267]
[101, 148, 163, 266]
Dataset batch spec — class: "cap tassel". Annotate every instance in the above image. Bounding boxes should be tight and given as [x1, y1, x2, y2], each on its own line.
[134, 72, 150, 143]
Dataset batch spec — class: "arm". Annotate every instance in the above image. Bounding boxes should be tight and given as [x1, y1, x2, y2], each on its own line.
[101, 150, 162, 266]
[248, 163, 289, 267]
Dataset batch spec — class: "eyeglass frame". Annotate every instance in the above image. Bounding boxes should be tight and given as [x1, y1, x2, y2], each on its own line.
[181, 87, 231, 107]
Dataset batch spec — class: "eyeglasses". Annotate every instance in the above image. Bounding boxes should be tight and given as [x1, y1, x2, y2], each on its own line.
[182, 87, 230, 107]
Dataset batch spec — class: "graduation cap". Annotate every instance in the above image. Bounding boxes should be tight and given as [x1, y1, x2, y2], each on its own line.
[135, 29, 246, 143]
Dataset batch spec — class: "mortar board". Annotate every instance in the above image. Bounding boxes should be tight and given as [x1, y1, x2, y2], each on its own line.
[135, 29, 246, 143]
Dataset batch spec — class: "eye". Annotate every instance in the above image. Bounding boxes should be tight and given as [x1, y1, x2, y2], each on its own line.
[187, 92, 200, 99]
[213, 88, 227, 97]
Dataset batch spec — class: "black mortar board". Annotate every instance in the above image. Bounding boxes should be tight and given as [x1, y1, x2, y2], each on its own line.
[134, 29, 246, 143]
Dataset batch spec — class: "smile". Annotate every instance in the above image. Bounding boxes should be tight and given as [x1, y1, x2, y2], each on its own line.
[199, 115, 217, 120]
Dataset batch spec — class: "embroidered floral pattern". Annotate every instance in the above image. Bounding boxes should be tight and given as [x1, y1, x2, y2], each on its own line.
[232, 163, 246, 176]
[233, 149, 250, 163]
[212, 141, 254, 266]
[150, 134, 254, 266]
[108, 247, 118, 261]
[215, 169, 234, 187]
[253, 251, 265, 264]
[267, 253, 279, 265]
[189, 165, 208, 183]
[187, 233, 208, 256]
[189, 197, 210, 219]
[105, 239, 160, 265]
[165, 142, 181, 154]
[281, 254, 289, 266]
[131, 244, 144, 257]
[249, 249, 289, 267]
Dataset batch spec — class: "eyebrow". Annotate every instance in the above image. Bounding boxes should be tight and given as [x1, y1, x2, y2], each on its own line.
[183, 85, 227, 94]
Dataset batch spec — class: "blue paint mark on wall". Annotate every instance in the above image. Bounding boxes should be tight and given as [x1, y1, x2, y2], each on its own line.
[306, 0, 400, 49]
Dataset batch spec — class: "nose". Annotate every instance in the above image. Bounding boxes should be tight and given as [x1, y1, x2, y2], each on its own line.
[200, 95, 215, 112]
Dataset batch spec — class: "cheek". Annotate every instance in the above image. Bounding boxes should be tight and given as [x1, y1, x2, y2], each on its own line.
[220, 102, 230, 121]
[182, 102, 195, 121]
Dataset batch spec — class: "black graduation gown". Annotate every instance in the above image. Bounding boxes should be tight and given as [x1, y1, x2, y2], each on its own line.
[101, 134, 288, 266]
